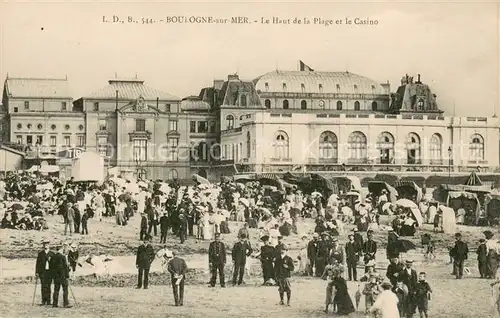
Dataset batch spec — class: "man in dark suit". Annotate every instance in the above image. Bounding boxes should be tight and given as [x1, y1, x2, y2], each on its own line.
[274, 245, 294, 306]
[208, 232, 226, 287]
[231, 234, 253, 286]
[167, 251, 188, 306]
[159, 212, 169, 243]
[363, 230, 377, 272]
[398, 260, 418, 317]
[306, 233, 318, 276]
[136, 235, 155, 289]
[386, 257, 405, 287]
[260, 237, 276, 285]
[139, 212, 148, 241]
[49, 244, 71, 308]
[450, 232, 469, 279]
[35, 240, 53, 305]
[345, 234, 361, 281]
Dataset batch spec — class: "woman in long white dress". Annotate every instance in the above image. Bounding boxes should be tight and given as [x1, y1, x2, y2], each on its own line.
[369, 282, 400, 318]
[202, 212, 212, 241]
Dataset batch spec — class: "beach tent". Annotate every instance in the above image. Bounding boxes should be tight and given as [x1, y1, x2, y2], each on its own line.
[446, 191, 481, 225]
[485, 194, 500, 223]
[395, 198, 424, 226]
[331, 176, 362, 193]
[367, 181, 398, 202]
[394, 180, 423, 203]
[438, 205, 457, 234]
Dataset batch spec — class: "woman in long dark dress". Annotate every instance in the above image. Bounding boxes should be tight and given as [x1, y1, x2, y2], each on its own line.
[332, 268, 356, 315]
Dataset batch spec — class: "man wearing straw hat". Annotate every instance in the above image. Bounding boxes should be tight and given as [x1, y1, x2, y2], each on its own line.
[35, 239, 53, 306]
[274, 245, 294, 306]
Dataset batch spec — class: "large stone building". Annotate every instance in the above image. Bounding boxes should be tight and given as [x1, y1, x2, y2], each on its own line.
[1, 67, 499, 180]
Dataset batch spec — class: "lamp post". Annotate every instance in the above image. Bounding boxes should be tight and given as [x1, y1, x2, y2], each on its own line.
[447, 146, 452, 183]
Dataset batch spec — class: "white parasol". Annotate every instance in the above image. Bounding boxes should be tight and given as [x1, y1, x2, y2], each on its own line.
[395, 198, 418, 209]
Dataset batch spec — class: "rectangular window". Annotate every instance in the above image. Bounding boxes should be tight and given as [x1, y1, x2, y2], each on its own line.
[319, 84, 323, 92]
[167, 138, 178, 162]
[36, 135, 43, 145]
[93, 102, 99, 111]
[165, 104, 171, 112]
[197, 121, 208, 133]
[282, 83, 287, 91]
[135, 119, 146, 132]
[133, 139, 147, 162]
[26, 135, 33, 145]
[190, 121, 196, 133]
[209, 121, 216, 133]
[170, 120, 178, 131]
[24, 101, 30, 110]
[97, 136, 107, 156]
[99, 119, 106, 131]
[223, 145, 228, 159]
[16, 135, 23, 144]
[14, 107, 18, 113]
[50, 136, 57, 146]
[336, 84, 341, 92]
[77, 135, 85, 147]
[61, 102, 67, 111]
[64, 136, 71, 146]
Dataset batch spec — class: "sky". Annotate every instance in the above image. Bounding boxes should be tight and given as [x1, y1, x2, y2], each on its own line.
[0, 1, 498, 116]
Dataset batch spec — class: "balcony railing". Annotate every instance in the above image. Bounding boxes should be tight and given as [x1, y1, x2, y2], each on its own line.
[220, 127, 242, 135]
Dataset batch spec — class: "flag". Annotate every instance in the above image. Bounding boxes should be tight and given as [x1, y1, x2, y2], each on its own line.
[299, 60, 314, 72]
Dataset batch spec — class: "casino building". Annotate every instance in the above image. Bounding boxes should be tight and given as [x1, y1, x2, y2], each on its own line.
[1, 64, 499, 179]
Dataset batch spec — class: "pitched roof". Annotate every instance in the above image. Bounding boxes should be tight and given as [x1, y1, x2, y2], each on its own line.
[4, 77, 72, 99]
[83, 79, 180, 101]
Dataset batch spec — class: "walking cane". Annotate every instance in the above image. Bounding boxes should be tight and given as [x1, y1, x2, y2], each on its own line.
[31, 277, 38, 306]
[69, 285, 78, 306]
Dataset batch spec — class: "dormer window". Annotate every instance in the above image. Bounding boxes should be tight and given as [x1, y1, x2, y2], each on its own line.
[371, 85, 376, 91]
[336, 84, 341, 92]
[417, 98, 424, 110]
[264, 82, 269, 91]
[24, 101, 29, 110]
[319, 84, 323, 93]
[282, 83, 287, 91]
[240, 94, 247, 107]
[301, 83, 305, 93]
[353, 85, 358, 93]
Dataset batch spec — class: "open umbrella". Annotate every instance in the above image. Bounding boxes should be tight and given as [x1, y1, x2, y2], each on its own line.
[193, 174, 210, 185]
[396, 239, 417, 252]
[9, 203, 24, 210]
[239, 198, 250, 207]
[395, 199, 418, 209]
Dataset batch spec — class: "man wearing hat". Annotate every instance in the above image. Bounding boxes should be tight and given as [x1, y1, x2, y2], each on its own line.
[260, 236, 276, 285]
[450, 232, 469, 279]
[345, 234, 362, 281]
[315, 233, 330, 277]
[231, 234, 253, 286]
[167, 251, 188, 306]
[328, 237, 344, 266]
[135, 235, 155, 289]
[35, 239, 54, 305]
[274, 236, 286, 261]
[363, 230, 378, 272]
[399, 260, 418, 317]
[274, 245, 294, 306]
[208, 233, 226, 287]
[306, 233, 319, 276]
[159, 212, 169, 244]
[49, 243, 71, 308]
[139, 212, 148, 241]
[386, 257, 404, 287]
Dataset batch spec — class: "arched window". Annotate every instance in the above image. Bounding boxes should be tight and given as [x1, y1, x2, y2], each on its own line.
[225, 115, 234, 130]
[273, 130, 289, 159]
[301, 100, 307, 110]
[168, 169, 178, 180]
[283, 100, 289, 109]
[264, 99, 271, 109]
[406, 133, 421, 164]
[246, 132, 251, 158]
[417, 98, 424, 110]
[319, 131, 338, 161]
[377, 132, 395, 164]
[336, 101, 343, 110]
[240, 95, 247, 107]
[348, 131, 367, 162]
[372, 101, 378, 111]
[429, 133, 442, 164]
[354, 101, 360, 111]
[469, 134, 484, 160]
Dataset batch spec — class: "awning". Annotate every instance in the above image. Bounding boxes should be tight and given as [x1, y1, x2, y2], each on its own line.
[441, 184, 491, 193]
[233, 174, 256, 182]
[394, 180, 423, 202]
[331, 176, 362, 192]
[368, 181, 398, 202]
[447, 191, 479, 201]
[312, 174, 337, 193]
[465, 171, 483, 186]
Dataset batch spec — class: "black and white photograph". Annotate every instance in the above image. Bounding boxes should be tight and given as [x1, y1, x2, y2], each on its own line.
[0, 1, 499, 317]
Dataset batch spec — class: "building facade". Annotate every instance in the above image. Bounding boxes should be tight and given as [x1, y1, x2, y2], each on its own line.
[1, 68, 499, 180]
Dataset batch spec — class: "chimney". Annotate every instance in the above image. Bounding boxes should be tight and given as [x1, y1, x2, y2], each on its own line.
[417, 74, 421, 83]
[115, 90, 119, 110]
[213, 80, 224, 90]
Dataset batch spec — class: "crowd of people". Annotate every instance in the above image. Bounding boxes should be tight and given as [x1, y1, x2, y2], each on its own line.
[2, 169, 493, 316]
